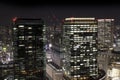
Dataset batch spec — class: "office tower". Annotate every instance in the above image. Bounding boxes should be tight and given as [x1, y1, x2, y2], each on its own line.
[98, 19, 114, 51]
[12, 18, 46, 80]
[62, 18, 98, 80]
[51, 26, 63, 67]
[46, 25, 63, 80]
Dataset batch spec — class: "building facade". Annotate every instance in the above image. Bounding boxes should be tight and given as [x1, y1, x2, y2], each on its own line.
[51, 25, 63, 67]
[62, 18, 98, 80]
[97, 52, 120, 80]
[98, 19, 114, 51]
[12, 18, 46, 80]
[46, 25, 63, 80]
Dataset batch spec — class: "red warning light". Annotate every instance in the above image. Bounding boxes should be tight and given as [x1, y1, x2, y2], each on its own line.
[12, 17, 17, 22]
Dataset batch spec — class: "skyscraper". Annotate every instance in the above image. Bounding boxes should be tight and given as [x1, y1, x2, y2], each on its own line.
[12, 18, 46, 80]
[98, 19, 114, 51]
[46, 25, 63, 80]
[62, 18, 98, 80]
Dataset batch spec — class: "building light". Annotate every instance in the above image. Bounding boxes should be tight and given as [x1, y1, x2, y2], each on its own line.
[28, 27, 32, 29]
[28, 46, 32, 48]
[77, 60, 80, 62]
[18, 25, 24, 28]
[70, 60, 74, 62]
[28, 51, 32, 53]
[28, 36, 32, 38]
[13, 27, 17, 30]
[19, 45, 24, 47]
[65, 18, 95, 21]
[92, 59, 96, 61]
[74, 75, 77, 77]
[80, 63, 84, 65]
[3, 47, 7, 52]
[49, 43, 52, 48]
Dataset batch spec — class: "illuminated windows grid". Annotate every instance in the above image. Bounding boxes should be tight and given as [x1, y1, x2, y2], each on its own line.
[62, 18, 98, 80]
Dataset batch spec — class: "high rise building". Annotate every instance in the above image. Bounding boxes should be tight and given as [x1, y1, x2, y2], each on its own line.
[97, 51, 120, 80]
[46, 25, 63, 80]
[98, 19, 114, 51]
[12, 18, 46, 80]
[62, 18, 98, 80]
[51, 26, 63, 67]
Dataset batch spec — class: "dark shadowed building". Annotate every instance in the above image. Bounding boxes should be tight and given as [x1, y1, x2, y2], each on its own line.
[12, 18, 46, 80]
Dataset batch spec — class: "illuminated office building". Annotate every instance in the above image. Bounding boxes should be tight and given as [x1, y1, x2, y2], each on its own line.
[62, 18, 98, 80]
[12, 18, 46, 80]
[98, 19, 114, 51]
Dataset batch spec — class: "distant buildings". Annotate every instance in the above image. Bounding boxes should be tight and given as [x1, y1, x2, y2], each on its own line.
[98, 19, 114, 51]
[62, 18, 98, 80]
[12, 18, 46, 80]
[0, 16, 116, 80]
[46, 25, 63, 80]
[97, 51, 120, 80]
[107, 61, 120, 80]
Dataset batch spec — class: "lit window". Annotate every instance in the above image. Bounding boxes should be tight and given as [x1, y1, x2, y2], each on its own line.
[28, 51, 32, 53]
[13, 27, 17, 30]
[93, 49, 97, 51]
[74, 75, 77, 77]
[18, 25, 24, 28]
[90, 70, 92, 72]
[74, 66, 77, 68]
[92, 59, 96, 61]
[19, 36, 24, 40]
[28, 36, 32, 38]
[77, 60, 80, 62]
[90, 65, 93, 66]
[90, 54, 93, 55]
[80, 63, 83, 65]
[70, 60, 74, 62]
[28, 27, 32, 29]
[86, 50, 90, 52]
[19, 45, 24, 47]
[28, 46, 32, 48]
[78, 75, 80, 77]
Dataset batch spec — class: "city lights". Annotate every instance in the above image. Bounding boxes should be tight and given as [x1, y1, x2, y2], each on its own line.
[0, 16, 119, 80]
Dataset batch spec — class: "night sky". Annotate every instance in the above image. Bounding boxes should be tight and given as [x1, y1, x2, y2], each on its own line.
[0, 1, 120, 26]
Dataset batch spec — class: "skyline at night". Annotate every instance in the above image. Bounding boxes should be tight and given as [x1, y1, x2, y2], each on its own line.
[1, 1, 120, 79]
[0, 2, 120, 26]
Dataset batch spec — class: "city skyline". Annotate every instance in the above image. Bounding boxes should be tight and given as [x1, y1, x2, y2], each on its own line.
[0, 2, 120, 26]
[0, 10, 119, 79]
